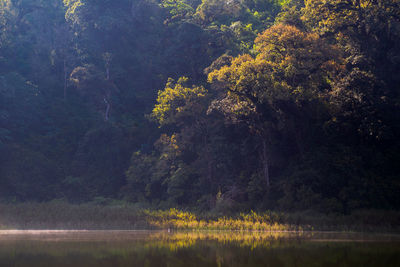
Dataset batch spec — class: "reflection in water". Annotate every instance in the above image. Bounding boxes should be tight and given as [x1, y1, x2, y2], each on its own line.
[0, 230, 399, 266]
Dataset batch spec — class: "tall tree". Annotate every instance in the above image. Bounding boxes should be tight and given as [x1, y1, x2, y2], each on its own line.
[208, 23, 342, 188]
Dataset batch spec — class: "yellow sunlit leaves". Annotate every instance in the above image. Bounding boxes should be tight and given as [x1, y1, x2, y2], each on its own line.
[303, 0, 400, 35]
[142, 208, 297, 231]
[208, 23, 342, 114]
[152, 77, 207, 126]
[64, 0, 83, 20]
[157, 133, 181, 160]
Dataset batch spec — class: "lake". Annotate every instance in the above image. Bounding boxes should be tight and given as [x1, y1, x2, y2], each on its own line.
[0, 230, 399, 266]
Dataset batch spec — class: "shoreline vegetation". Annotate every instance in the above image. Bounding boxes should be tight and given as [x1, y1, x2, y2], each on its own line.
[0, 203, 399, 233]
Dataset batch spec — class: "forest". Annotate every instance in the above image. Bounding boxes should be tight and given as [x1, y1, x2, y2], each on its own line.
[0, 0, 399, 215]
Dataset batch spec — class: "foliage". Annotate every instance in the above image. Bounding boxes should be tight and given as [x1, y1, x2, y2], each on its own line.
[152, 77, 207, 126]
[0, 0, 398, 217]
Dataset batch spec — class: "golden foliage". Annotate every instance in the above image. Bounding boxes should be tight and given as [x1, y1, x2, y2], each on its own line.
[152, 77, 207, 126]
[303, 0, 400, 36]
[208, 23, 342, 115]
[64, 0, 83, 21]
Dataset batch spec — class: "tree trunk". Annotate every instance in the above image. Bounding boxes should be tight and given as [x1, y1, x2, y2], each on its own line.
[294, 126, 305, 159]
[204, 135, 213, 184]
[104, 97, 110, 121]
[106, 66, 110, 81]
[63, 58, 67, 100]
[262, 138, 270, 188]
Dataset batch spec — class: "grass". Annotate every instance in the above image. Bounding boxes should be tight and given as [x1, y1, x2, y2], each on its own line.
[0, 202, 147, 230]
[142, 209, 296, 231]
[0, 202, 399, 232]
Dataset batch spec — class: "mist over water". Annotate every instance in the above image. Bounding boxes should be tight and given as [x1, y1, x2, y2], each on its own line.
[0, 230, 399, 267]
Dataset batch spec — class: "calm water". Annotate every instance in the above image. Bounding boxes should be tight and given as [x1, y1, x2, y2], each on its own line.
[0, 230, 399, 267]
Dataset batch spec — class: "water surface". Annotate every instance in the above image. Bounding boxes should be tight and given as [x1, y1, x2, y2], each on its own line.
[0, 230, 399, 266]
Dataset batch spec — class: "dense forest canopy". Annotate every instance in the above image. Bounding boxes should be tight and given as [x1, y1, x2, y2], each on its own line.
[0, 0, 399, 213]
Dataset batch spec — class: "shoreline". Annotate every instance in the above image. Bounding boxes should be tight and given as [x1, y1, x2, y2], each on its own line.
[1, 203, 399, 233]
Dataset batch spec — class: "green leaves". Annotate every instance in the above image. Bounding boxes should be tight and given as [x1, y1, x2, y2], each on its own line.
[152, 77, 207, 126]
[160, 0, 194, 20]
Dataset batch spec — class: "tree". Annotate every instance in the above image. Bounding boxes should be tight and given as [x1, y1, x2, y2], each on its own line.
[303, 0, 400, 142]
[149, 77, 212, 204]
[160, 0, 195, 24]
[70, 64, 118, 121]
[151, 77, 207, 126]
[208, 23, 342, 188]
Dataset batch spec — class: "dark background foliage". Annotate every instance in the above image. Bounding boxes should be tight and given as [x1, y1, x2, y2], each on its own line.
[0, 0, 399, 213]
